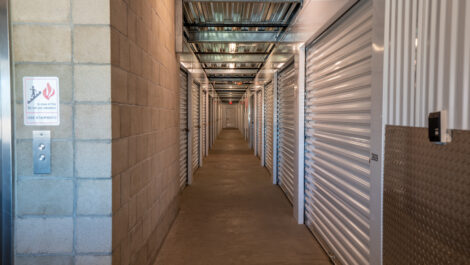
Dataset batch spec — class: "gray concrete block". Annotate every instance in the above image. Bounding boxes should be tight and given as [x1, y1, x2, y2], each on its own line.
[15, 256, 73, 265]
[75, 104, 111, 140]
[76, 217, 112, 253]
[74, 65, 111, 102]
[75, 255, 111, 265]
[15, 104, 73, 139]
[16, 140, 73, 178]
[77, 179, 112, 215]
[16, 218, 73, 254]
[17, 179, 73, 216]
[76, 142, 111, 178]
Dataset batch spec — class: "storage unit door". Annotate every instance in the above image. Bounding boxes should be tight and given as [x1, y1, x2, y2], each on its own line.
[304, 2, 372, 265]
[257, 90, 262, 158]
[192, 82, 200, 172]
[277, 62, 296, 203]
[264, 81, 274, 175]
[202, 91, 206, 157]
[179, 70, 189, 190]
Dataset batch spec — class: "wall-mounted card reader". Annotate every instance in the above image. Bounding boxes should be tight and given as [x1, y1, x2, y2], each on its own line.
[428, 110, 452, 144]
[33, 131, 51, 174]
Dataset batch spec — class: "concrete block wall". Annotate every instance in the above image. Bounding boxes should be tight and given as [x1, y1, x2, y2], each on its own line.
[11, 0, 112, 264]
[110, 0, 181, 264]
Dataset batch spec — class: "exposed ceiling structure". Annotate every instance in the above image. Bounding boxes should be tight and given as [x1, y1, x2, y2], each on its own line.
[183, 0, 303, 102]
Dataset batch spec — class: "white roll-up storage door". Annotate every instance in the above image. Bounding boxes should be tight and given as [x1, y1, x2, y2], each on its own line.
[264, 81, 274, 175]
[192, 82, 200, 172]
[202, 91, 206, 158]
[304, 1, 372, 264]
[277, 62, 296, 203]
[179, 69, 189, 190]
[256, 90, 263, 158]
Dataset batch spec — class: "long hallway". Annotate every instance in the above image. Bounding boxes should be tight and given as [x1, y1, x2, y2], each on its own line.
[155, 129, 331, 265]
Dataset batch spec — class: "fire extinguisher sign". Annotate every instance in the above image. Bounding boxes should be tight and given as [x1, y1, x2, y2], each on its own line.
[23, 77, 60, 126]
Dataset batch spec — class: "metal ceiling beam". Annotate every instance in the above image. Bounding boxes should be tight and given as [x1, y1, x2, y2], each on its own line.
[188, 31, 279, 43]
[195, 52, 270, 55]
[185, 22, 289, 28]
[184, 0, 301, 2]
[209, 77, 253, 82]
[205, 69, 259, 75]
[212, 84, 249, 89]
[198, 54, 267, 63]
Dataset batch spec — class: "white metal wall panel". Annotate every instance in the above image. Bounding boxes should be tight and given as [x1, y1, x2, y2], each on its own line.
[256, 91, 263, 158]
[192, 82, 200, 172]
[304, 2, 373, 265]
[264, 81, 274, 175]
[384, 0, 470, 130]
[179, 70, 189, 190]
[277, 62, 296, 203]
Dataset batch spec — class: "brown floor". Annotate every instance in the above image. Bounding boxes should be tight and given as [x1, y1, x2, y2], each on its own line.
[154, 129, 331, 265]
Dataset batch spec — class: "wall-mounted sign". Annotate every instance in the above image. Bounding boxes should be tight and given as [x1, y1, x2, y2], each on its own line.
[23, 77, 60, 126]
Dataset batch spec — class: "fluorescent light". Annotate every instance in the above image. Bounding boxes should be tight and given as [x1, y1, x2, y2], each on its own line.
[229, 63, 235, 69]
[229, 43, 237, 53]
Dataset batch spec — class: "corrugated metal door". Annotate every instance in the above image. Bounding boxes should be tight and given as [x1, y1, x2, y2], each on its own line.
[304, 2, 372, 265]
[277, 62, 296, 203]
[264, 81, 274, 175]
[192, 82, 200, 172]
[202, 91, 206, 157]
[179, 69, 188, 190]
[257, 90, 262, 158]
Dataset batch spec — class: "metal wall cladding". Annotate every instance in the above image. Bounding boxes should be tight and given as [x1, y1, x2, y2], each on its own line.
[304, 1, 373, 265]
[264, 81, 274, 175]
[383, 126, 470, 264]
[179, 70, 189, 190]
[192, 82, 200, 172]
[257, 90, 263, 158]
[277, 62, 296, 203]
[384, 0, 470, 130]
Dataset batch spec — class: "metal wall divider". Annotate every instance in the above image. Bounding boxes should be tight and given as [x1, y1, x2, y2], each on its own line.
[304, 1, 375, 264]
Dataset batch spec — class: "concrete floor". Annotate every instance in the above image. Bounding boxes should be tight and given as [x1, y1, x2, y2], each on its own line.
[154, 129, 331, 265]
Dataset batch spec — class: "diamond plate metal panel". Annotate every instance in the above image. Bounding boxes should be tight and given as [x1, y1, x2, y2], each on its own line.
[384, 126, 470, 265]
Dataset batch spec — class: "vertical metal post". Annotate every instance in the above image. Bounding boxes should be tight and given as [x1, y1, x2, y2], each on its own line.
[272, 72, 278, 185]
[187, 75, 193, 185]
[370, 0, 386, 263]
[294, 44, 306, 224]
[0, 0, 13, 262]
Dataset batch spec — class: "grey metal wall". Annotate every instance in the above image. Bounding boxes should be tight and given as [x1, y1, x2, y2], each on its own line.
[304, 1, 373, 264]
[383, 0, 470, 130]
[277, 62, 296, 203]
[264, 81, 274, 175]
[383, 126, 470, 264]
[192, 82, 200, 172]
[179, 70, 189, 190]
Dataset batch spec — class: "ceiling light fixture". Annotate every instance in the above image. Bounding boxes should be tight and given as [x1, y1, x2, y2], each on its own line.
[229, 43, 237, 53]
[229, 63, 235, 69]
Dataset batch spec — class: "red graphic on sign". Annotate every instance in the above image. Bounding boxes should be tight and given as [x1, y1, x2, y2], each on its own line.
[43, 83, 55, 100]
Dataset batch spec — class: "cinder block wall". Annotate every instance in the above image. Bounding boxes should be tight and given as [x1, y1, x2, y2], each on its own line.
[11, 0, 113, 264]
[110, 0, 180, 264]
